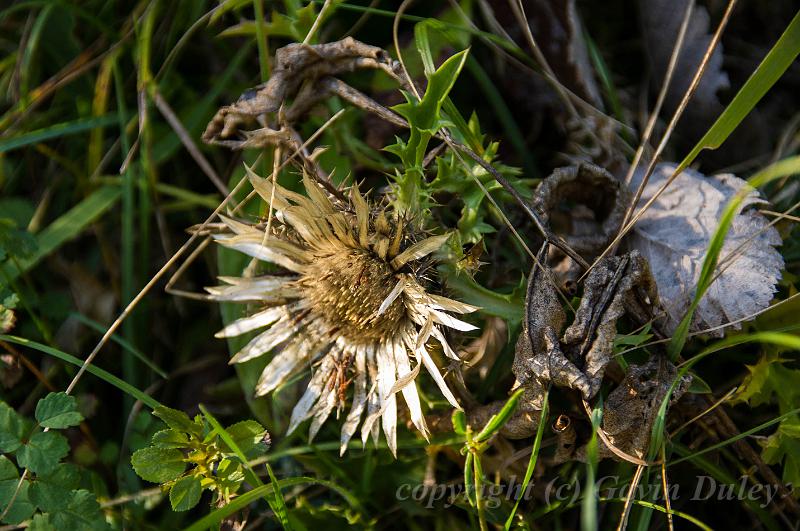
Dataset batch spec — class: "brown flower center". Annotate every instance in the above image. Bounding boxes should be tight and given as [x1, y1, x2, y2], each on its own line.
[299, 248, 406, 341]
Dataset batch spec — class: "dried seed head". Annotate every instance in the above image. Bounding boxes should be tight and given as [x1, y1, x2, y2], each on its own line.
[205, 168, 479, 456]
[297, 248, 404, 342]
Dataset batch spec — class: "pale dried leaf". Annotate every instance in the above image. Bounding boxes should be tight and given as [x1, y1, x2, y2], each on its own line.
[629, 163, 783, 335]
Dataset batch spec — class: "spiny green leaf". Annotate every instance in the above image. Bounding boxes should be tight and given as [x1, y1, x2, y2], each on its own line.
[130, 447, 185, 484]
[29, 463, 80, 511]
[35, 392, 83, 429]
[169, 475, 203, 512]
[393, 49, 469, 134]
[16, 431, 69, 475]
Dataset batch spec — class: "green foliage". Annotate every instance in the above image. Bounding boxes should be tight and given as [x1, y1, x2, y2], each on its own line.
[0, 396, 106, 529]
[35, 393, 84, 430]
[734, 355, 800, 488]
[130, 405, 271, 511]
[387, 49, 469, 216]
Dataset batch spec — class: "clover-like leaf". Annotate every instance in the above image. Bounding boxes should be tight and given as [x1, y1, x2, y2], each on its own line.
[0, 457, 36, 525]
[16, 431, 69, 475]
[0, 401, 31, 453]
[50, 489, 108, 530]
[29, 463, 80, 511]
[130, 447, 186, 484]
[169, 475, 203, 511]
[35, 392, 84, 430]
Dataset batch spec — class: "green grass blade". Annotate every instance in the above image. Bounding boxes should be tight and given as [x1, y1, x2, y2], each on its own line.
[475, 387, 524, 442]
[0, 334, 160, 409]
[70, 312, 167, 378]
[582, 401, 602, 531]
[0, 185, 122, 285]
[676, 10, 800, 173]
[0, 115, 118, 154]
[183, 477, 361, 531]
[505, 391, 549, 529]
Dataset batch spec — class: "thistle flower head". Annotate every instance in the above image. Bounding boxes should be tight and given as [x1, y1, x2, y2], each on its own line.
[207, 168, 477, 455]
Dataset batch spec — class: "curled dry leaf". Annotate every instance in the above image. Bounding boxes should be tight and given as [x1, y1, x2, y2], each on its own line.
[533, 162, 628, 291]
[202, 37, 404, 147]
[628, 163, 784, 335]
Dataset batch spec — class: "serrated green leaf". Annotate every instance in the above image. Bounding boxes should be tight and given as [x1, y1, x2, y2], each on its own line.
[29, 463, 80, 511]
[153, 406, 202, 436]
[215, 458, 245, 494]
[151, 429, 190, 449]
[223, 420, 268, 459]
[734, 355, 800, 409]
[0, 477, 36, 525]
[169, 475, 202, 512]
[0, 402, 30, 453]
[35, 392, 83, 429]
[16, 431, 69, 475]
[130, 447, 186, 484]
[28, 512, 56, 531]
[50, 489, 108, 530]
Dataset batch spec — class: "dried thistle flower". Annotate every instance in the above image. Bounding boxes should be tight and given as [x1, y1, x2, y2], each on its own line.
[206, 168, 477, 455]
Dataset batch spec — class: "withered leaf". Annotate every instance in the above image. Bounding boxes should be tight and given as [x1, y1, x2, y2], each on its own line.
[629, 163, 783, 335]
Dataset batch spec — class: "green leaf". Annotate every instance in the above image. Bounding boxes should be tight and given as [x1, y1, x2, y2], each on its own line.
[215, 458, 245, 494]
[734, 355, 800, 410]
[0, 477, 36, 525]
[0, 335, 161, 410]
[130, 447, 186, 484]
[223, 420, 269, 459]
[0, 401, 31, 453]
[393, 49, 470, 134]
[169, 475, 203, 512]
[0, 115, 117, 154]
[35, 392, 84, 429]
[28, 513, 56, 531]
[152, 406, 202, 436]
[505, 393, 549, 530]
[184, 477, 362, 531]
[16, 431, 69, 475]
[151, 429, 190, 449]
[0, 457, 35, 524]
[50, 489, 108, 530]
[451, 410, 467, 435]
[29, 463, 80, 511]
